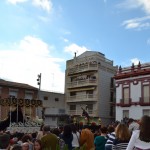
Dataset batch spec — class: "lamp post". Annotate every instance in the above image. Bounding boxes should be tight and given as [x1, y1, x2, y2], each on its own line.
[37, 73, 41, 117]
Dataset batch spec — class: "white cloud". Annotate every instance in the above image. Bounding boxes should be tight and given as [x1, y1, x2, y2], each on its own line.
[130, 58, 141, 65]
[7, 0, 53, 13]
[32, 0, 52, 13]
[7, 0, 28, 4]
[137, 0, 150, 14]
[0, 36, 65, 93]
[118, 0, 150, 14]
[64, 43, 90, 56]
[122, 16, 150, 29]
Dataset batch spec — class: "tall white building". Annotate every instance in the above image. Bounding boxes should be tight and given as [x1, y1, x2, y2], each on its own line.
[114, 62, 150, 121]
[65, 51, 117, 125]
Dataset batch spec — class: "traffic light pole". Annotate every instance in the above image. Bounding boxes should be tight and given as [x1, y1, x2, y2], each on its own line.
[37, 73, 41, 117]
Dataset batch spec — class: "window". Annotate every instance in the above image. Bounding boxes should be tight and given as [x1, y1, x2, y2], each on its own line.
[44, 96, 48, 100]
[9, 89, 18, 98]
[70, 92, 76, 96]
[59, 109, 65, 114]
[143, 109, 150, 116]
[55, 98, 59, 102]
[123, 87, 129, 104]
[25, 92, 33, 99]
[143, 85, 150, 103]
[123, 110, 129, 118]
[70, 105, 76, 110]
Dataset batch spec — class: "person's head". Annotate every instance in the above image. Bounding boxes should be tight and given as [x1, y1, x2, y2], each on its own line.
[139, 115, 150, 142]
[71, 124, 77, 133]
[52, 128, 60, 136]
[0, 133, 10, 149]
[107, 125, 115, 134]
[22, 142, 29, 150]
[100, 126, 107, 134]
[128, 118, 134, 125]
[63, 124, 72, 137]
[21, 134, 32, 143]
[34, 139, 42, 150]
[115, 123, 130, 141]
[42, 125, 51, 134]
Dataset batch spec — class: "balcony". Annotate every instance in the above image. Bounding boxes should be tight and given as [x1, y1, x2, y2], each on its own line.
[67, 94, 98, 102]
[67, 79, 97, 88]
[139, 97, 150, 106]
[68, 63, 99, 75]
[116, 98, 132, 107]
[68, 109, 97, 116]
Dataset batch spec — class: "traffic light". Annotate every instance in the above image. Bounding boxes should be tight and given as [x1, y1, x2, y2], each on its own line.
[37, 73, 41, 87]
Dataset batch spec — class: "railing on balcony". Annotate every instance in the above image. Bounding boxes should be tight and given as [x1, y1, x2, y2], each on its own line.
[116, 98, 132, 107]
[68, 109, 97, 116]
[67, 79, 97, 88]
[139, 97, 150, 106]
[67, 94, 98, 102]
[68, 64, 98, 75]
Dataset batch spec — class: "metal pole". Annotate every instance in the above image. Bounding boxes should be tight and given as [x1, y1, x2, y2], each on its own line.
[37, 73, 41, 117]
[17, 99, 18, 124]
[9, 97, 12, 127]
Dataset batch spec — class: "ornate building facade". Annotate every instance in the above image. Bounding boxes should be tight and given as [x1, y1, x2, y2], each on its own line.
[65, 51, 117, 125]
[114, 62, 150, 121]
[0, 79, 41, 121]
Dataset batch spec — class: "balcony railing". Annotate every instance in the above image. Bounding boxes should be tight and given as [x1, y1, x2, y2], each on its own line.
[68, 109, 97, 116]
[139, 97, 150, 106]
[67, 79, 97, 88]
[67, 94, 98, 102]
[116, 98, 132, 107]
[68, 64, 98, 75]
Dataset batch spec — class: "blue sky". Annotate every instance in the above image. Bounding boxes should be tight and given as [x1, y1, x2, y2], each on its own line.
[0, 0, 150, 93]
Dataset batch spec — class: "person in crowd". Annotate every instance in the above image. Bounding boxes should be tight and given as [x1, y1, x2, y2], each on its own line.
[105, 123, 117, 150]
[126, 115, 150, 150]
[21, 134, 33, 150]
[94, 126, 107, 150]
[80, 126, 95, 150]
[33, 139, 42, 150]
[71, 124, 80, 149]
[36, 124, 44, 140]
[41, 125, 58, 150]
[128, 118, 139, 134]
[60, 124, 73, 150]
[112, 123, 131, 150]
[0, 132, 10, 150]
[22, 142, 29, 150]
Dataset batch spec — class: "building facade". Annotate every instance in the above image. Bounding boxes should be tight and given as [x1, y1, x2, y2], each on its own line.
[39, 90, 67, 127]
[65, 51, 117, 125]
[114, 62, 150, 121]
[0, 79, 40, 121]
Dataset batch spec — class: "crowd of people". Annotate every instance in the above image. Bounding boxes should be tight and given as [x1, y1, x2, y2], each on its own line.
[0, 115, 150, 150]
